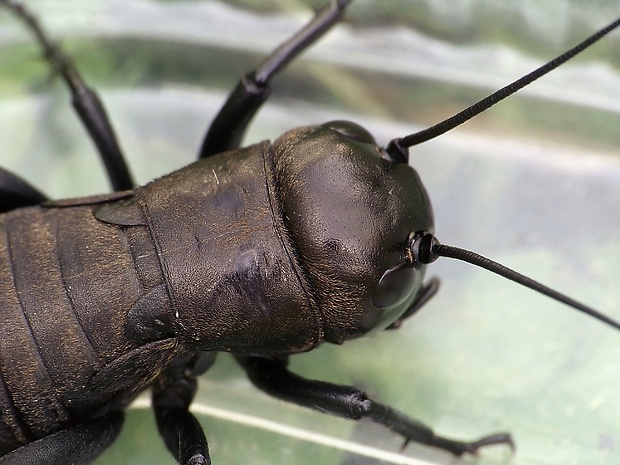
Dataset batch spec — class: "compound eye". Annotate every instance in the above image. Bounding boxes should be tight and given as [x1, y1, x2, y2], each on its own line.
[372, 262, 417, 309]
[321, 120, 376, 145]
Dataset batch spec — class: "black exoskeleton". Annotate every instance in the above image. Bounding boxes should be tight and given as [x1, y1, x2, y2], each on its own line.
[0, 1, 619, 464]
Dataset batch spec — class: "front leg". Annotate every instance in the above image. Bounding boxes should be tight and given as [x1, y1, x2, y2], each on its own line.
[198, 0, 351, 158]
[236, 355, 514, 457]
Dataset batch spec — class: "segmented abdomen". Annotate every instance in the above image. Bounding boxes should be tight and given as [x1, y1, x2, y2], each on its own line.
[0, 202, 165, 454]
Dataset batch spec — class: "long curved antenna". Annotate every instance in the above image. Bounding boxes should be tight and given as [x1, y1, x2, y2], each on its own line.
[410, 233, 620, 332]
[386, 16, 620, 163]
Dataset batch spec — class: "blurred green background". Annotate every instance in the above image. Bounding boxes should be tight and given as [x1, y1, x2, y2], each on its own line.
[0, 1, 619, 464]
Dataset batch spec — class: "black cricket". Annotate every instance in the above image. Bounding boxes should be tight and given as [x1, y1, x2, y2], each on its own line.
[0, 1, 618, 464]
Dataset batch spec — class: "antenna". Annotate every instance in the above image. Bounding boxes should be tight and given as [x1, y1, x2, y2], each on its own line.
[385, 16, 620, 163]
[409, 233, 620, 331]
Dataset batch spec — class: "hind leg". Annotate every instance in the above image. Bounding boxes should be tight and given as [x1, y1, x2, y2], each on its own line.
[0, 412, 123, 465]
[0, 0, 134, 191]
